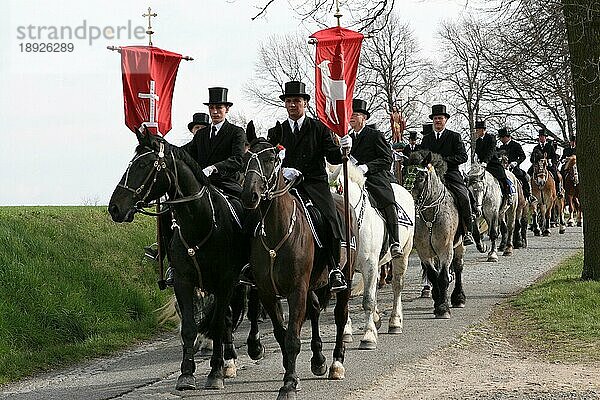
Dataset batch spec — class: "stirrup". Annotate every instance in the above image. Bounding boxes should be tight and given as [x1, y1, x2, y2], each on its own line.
[329, 269, 347, 293]
[463, 232, 475, 246]
[390, 242, 403, 258]
[144, 243, 159, 261]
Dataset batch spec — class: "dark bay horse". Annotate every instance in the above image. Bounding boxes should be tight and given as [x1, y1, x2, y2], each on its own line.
[108, 131, 249, 391]
[530, 149, 565, 236]
[563, 155, 582, 227]
[241, 127, 356, 400]
[404, 151, 466, 319]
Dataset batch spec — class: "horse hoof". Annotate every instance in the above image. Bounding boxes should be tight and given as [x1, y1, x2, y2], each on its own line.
[560, 228, 566, 234]
[374, 317, 382, 331]
[277, 387, 298, 400]
[328, 361, 345, 380]
[311, 359, 328, 376]
[534, 231, 541, 237]
[577, 222, 582, 227]
[435, 311, 451, 319]
[359, 339, 377, 349]
[542, 230, 550, 236]
[420, 287, 431, 298]
[223, 359, 237, 379]
[487, 254, 498, 262]
[342, 333, 353, 343]
[248, 342, 265, 361]
[205, 375, 225, 390]
[388, 326, 403, 335]
[477, 244, 488, 254]
[452, 302, 466, 308]
[176, 374, 196, 391]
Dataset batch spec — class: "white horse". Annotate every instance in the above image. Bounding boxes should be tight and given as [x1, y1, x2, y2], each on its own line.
[328, 163, 415, 349]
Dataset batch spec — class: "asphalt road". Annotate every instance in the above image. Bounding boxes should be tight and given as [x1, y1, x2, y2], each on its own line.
[0, 226, 584, 400]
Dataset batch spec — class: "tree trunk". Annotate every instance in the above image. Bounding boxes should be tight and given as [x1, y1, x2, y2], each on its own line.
[562, 1, 600, 280]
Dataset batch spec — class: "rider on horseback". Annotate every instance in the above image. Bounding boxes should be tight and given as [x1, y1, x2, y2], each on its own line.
[528, 128, 563, 198]
[497, 128, 535, 203]
[560, 135, 577, 177]
[474, 120, 512, 204]
[249, 81, 349, 292]
[347, 98, 403, 258]
[420, 104, 475, 246]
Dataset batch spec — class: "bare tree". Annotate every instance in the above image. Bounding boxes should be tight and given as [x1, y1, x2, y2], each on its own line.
[243, 31, 315, 118]
[356, 13, 432, 138]
[250, 0, 395, 33]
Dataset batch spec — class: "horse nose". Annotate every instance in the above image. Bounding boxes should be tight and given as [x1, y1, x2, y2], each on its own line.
[108, 204, 121, 221]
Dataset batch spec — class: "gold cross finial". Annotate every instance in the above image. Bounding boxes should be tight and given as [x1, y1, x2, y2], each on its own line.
[142, 7, 157, 46]
[334, 0, 342, 27]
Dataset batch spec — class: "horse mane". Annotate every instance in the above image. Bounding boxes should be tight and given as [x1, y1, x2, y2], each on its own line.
[565, 155, 577, 169]
[346, 162, 367, 188]
[468, 162, 486, 179]
[531, 147, 545, 163]
[136, 141, 210, 187]
[407, 150, 447, 183]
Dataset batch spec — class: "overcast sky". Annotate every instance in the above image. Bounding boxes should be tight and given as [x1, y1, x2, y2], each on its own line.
[1, 0, 469, 206]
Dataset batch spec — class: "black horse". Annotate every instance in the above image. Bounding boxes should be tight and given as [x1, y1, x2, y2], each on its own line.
[240, 124, 356, 400]
[108, 130, 252, 391]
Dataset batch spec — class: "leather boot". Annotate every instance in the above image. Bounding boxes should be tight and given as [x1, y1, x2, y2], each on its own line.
[382, 204, 403, 258]
[328, 239, 347, 293]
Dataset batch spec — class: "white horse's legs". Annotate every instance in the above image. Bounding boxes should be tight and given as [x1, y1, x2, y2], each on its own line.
[389, 235, 411, 333]
[358, 256, 380, 349]
[343, 316, 353, 343]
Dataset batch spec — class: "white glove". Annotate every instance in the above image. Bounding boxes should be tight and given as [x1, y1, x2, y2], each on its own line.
[278, 148, 286, 160]
[509, 161, 517, 168]
[348, 155, 358, 165]
[282, 167, 302, 181]
[202, 165, 217, 177]
[340, 134, 353, 149]
[357, 164, 369, 174]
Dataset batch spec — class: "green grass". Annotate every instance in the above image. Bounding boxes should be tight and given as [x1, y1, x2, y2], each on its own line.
[0, 206, 175, 384]
[494, 251, 600, 361]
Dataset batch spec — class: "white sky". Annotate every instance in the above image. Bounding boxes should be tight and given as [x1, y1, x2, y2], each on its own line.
[1, 0, 469, 205]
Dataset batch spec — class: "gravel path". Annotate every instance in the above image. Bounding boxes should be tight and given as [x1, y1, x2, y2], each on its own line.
[1, 226, 592, 400]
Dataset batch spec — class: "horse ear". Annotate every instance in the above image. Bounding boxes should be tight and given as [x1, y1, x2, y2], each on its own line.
[246, 120, 257, 143]
[268, 121, 283, 146]
[135, 125, 150, 145]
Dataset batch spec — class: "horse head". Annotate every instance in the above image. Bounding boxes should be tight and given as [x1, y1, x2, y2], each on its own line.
[467, 163, 487, 217]
[404, 150, 446, 206]
[241, 121, 284, 209]
[497, 150, 510, 170]
[564, 155, 579, 186]
[532, 149, 549, 187]
[108, 128, 207, 222]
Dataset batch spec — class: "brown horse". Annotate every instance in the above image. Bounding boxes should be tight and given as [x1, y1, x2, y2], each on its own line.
[562, 155, 582, 227]
[240, 125, 356, 400]
[530, 149, 566, 236]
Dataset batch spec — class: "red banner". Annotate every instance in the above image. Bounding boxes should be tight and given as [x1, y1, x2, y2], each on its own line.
[310, 27, 363, 137]
[120, 46, 182, 136]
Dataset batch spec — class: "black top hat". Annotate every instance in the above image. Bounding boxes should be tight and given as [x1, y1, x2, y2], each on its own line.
[203, 87, 233, 106]
[475, 120, 486, 129]
[408, 131, 418, 140]
[429, 104, 450, 119]
[352, 98, 370, 119]
[280, 81, 311, 101]
[422, 123, 433, 135]
[498, 127, 510, 138]
[538, 128, 549, 136]
[569, 135, 576, 142]
[187, 112, 210, 132]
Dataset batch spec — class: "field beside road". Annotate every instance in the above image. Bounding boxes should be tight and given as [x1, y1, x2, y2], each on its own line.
[0, 206, 173, 384]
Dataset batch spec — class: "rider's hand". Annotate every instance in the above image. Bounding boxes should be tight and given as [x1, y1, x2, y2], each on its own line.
[340, 134, 353, 149]
[509, 161, 517, 168]
[282, 167, 301, 181]
[202, 165, 217, 177]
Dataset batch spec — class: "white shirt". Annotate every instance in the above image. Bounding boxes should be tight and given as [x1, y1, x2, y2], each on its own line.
[288, 115, 306, 132]
[210, 120, 225, 136]
[433, 128, 445, 140]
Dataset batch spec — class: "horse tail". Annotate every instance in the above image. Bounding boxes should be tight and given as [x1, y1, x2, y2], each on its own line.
[315, 286, 332, 312]
[155, 295, 179, 326]
[195, 294, 216, 339]
[230, 284, 248, 332]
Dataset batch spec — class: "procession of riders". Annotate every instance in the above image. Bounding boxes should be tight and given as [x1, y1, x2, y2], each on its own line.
[148, 82, 578, 288]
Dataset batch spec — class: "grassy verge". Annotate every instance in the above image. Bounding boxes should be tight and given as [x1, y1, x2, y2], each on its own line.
[0, 206, 174, 384]
[493, 251, 600, 362]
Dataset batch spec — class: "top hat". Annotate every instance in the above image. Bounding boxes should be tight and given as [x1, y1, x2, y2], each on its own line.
[352, 98, 370, 119]
[569, 135, 576, 142]
[475, 120, 486, 129]
[538, 128, 549, 136]
[203, 87, 233, 106]
[429, 104, 450, 119]
[280, 81, 311, 101]
[187, 112, 210, 132]
[408, 131, 418, 140]
[422, 123, 433, 136]
[498, 127, 510, 138]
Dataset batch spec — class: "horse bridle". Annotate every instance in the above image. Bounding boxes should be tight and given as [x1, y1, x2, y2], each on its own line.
[405, 164, 445, 234]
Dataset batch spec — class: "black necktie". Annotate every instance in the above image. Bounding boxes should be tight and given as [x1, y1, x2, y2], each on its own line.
[293, 121, 299, 135]
[211, 126, 217, 140]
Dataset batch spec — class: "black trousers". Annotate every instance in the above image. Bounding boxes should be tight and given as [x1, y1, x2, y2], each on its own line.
[444, 170, 473, 233]
[486, 160, 510, 196]
[512, 167, 532, 197]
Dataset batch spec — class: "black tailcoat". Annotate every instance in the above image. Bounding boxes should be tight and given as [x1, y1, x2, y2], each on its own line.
[475, 134, 506, 182]
[267, 117, 344, 239]
[497, 140, 526, 166]
[185, 120, 246, 195]
[350, 126, 396, 208]
[561, 146, 576, 161]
